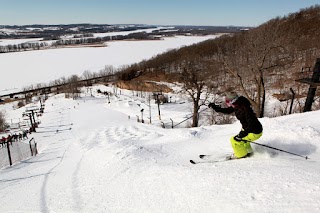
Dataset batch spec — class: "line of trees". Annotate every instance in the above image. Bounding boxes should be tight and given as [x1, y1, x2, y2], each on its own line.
[20, 65, 117, 98]
[51, 32, 159, 47]
[0, 42, 48, 53]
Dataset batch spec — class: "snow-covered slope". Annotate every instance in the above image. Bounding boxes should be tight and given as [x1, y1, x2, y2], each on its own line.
[0, 87, 319, 212]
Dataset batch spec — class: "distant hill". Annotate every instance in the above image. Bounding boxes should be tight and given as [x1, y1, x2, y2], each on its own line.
[0, 24, 249, 39]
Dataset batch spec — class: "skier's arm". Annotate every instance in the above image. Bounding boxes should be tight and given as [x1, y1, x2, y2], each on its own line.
[213, 105, 234, 114]
[208, 103, 234, 114]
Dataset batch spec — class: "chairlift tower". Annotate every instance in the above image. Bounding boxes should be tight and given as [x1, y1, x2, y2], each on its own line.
[153, 91, 163, 120]
[296, 58, 320, 112]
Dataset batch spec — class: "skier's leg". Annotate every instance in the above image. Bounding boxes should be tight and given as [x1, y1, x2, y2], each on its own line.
[230, 136, 248, 158]
[244, 142, 253, 154]
[242, 132, 263, 154]
[230, 132, 263, 158]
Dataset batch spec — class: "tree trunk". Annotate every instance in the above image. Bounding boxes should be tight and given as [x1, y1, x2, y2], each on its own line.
[192, 102, 199, 127]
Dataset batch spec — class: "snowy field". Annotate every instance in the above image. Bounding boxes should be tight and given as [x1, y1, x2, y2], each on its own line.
[0, 31, 217, 94]
[0, 38, 46, 46]
[0, 85, 319, 212]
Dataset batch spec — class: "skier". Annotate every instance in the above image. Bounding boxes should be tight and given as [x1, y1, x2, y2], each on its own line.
[208, 91, 263, 159]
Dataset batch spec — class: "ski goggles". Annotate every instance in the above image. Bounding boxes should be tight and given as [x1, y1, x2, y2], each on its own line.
[225, 97, 238, 107]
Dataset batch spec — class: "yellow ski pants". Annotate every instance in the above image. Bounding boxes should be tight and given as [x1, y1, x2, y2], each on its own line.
[230, 132, 263, 158]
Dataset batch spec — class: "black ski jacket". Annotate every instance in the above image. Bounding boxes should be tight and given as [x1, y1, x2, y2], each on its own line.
[213, 96, 263, 137]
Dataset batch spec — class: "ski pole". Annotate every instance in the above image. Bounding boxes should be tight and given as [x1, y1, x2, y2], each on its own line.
[248, 141, 309, 160]
[172, 107, 209, 128]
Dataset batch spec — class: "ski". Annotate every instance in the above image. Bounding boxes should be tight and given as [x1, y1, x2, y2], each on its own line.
[190, 153, 253, 164]
[190, 158, 232, 164]
[190, 155, 234, 164]
[199, 154, 213, 159]
[199, 153, 253, 160]
[199, 154, 233, 160]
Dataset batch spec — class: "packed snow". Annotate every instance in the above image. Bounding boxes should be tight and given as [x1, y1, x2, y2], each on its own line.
[0, 85, 319, 212]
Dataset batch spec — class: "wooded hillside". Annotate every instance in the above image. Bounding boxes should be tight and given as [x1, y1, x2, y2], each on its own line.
[116, 5, 320, 119]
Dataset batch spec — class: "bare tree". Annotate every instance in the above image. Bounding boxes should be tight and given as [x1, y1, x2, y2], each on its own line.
[99, 65, 116, 83]
[179, 58, 214, 127]
[67, 75, 81, 99]
[0, 111, 7, 132]
[82, 70, 93, 80]
[218, 20, 293, 117]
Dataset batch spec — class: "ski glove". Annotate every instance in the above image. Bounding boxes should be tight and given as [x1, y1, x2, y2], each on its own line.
[238, 130, 248, 138]
[234, 135, 244, 142]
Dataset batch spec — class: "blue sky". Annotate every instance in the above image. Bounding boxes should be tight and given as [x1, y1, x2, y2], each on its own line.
[0, 0, 319, 26]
